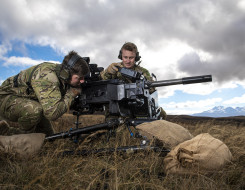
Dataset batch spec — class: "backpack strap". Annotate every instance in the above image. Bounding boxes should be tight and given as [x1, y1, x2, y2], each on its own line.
[13, 74, 20, 87]
[26, 64, 40, 95]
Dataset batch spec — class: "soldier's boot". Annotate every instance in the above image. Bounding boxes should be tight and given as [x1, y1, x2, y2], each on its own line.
[34, 116, 54, 136]
[0, 120, 27, 135]
[0, 120, 10, 135]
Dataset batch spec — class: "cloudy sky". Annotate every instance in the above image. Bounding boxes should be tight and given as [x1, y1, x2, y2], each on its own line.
[0, 0, 245, 115]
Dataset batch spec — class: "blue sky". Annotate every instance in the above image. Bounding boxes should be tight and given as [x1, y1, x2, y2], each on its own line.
[0, 43, 63, 80]
[1, 0, 245, 115]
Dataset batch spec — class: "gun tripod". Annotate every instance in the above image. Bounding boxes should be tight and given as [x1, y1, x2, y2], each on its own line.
[45, 111, 170, 157]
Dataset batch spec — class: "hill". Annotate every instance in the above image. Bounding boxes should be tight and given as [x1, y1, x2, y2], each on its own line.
[167, 114, 245, 127]
[192, 106, 245, 117]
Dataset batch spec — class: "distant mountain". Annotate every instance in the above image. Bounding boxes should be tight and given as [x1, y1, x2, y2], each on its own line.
[192, 106, 245, 117]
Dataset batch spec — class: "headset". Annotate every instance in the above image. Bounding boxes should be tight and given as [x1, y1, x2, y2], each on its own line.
[59, 54, 90, 82]
[67, 54, 87, 69]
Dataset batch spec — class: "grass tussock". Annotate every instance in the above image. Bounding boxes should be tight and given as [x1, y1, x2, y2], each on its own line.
[0, 114, 245, 190]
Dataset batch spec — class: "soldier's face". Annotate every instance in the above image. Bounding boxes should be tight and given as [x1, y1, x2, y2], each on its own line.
[70, 74, 85, 87]
[122, 49, 136, 69]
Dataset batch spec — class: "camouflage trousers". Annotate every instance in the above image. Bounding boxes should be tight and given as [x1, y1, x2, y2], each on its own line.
[0, 95, 54, 136]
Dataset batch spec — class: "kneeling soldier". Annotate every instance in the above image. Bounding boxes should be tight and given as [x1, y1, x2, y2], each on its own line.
[0, 51, 89, 136]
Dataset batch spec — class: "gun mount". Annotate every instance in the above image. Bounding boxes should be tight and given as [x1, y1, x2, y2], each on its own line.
[46, 60, 212, 156]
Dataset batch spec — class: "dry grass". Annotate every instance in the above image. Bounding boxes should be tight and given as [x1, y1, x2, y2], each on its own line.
[0, 114, 245, 190]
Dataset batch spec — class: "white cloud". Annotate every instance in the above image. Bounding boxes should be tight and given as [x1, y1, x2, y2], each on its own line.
[163, 98, 222, 109]
[2, 56, 60, 67]
[157, 81, 214, 99]
[0, 0, 244, 82]
[141, 40, 194, 70]
[0, 0, 245, 114]
[162, 98, 223, 115]
[235, 80, 245, 88]
[237, 0, 245, 10]
[224, 94, 245, 105]
[0, 42, 12, 59]
[157, 79, 242, 99]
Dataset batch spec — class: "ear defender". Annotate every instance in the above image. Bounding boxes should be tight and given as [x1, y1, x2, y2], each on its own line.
[61, 54, 88, 83]
[135, 52, 141, 62]
[118, 50, 122, 60]
[67, 54, 82, 69]
[118, 50, 141, 62]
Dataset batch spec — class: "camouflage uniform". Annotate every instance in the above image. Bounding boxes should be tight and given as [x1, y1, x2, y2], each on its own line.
[100, 62, 152, 83]
[0, 62, 75, 135]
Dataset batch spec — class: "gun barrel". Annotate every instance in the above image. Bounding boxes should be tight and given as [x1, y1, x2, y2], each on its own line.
[146, 75, 212, 88]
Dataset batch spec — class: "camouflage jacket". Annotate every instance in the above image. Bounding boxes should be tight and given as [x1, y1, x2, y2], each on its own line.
[100, 62, 155, 92]
[0, 62, 74, 121]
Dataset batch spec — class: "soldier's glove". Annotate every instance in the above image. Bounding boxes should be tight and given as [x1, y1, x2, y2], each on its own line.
[158, 107, 167, 120]
[106, 63, 122, 75]
[68, 87, 82, 98]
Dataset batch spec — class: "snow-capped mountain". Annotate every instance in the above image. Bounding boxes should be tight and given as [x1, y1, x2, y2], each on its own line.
[192, 106, 245, 117]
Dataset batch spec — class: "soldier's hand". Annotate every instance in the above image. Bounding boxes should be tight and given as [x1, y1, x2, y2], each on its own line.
[159, 107, 167, 120]
[107, 63, 121, 75]
[68, 87, 82, 98]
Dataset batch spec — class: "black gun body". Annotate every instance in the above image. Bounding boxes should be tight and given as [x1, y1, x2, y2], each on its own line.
[76, 74, 212, 119]
[77, 79, 158, 118]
